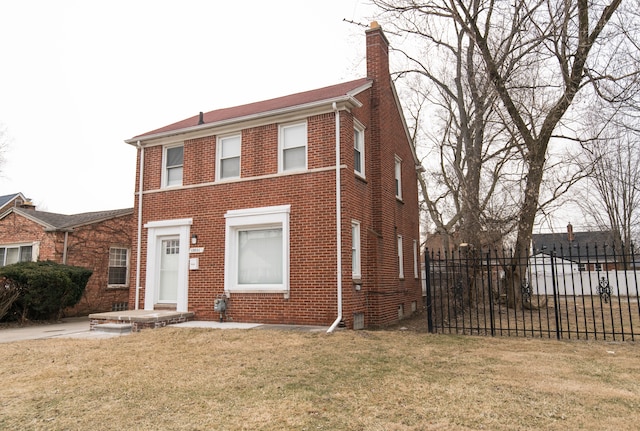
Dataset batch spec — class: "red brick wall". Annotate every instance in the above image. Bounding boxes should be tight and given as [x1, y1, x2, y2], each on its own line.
[63, 214, 133, 316]
[129, 26, 422, 328]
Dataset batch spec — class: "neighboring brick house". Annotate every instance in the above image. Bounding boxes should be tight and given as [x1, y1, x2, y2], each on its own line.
[124, 23, 422, 329]
[0, 192, 30, 213]
[0, 200, 133, 315]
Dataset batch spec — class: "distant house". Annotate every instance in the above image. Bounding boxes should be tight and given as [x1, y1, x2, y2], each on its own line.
[532, 223, 620, 271]
[0, 198, 133, 315]
[123, 23, 422, 329]
[0, 192, 30, 213]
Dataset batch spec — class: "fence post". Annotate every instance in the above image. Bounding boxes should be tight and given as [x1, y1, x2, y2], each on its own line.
[551, 251, 561, 339]
[425, 249, 434, 333]
[486, 251, 496, 337]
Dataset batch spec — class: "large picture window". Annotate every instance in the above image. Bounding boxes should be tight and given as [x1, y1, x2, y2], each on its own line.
[217, 134, 241, 180]
[279, 122, 307, 172]
[238, 228, 283, 284]
[224, 205, 291, 294]
[164, 145, 184, 187]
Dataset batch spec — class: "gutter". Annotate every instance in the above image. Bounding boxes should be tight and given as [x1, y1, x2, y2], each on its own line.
[328, 102, 343, 333]
[135, 141, 144, 310]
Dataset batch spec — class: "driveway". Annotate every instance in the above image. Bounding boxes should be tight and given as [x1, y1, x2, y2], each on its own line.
[0, 317, 118, 343]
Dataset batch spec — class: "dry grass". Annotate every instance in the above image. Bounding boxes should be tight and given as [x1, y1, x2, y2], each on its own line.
[1, 322, 639, 430]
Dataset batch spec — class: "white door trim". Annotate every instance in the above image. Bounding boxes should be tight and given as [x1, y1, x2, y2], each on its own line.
[144, 218, 192, 312]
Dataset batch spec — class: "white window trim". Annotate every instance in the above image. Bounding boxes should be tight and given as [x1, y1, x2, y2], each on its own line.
[413, 239, 419, 279]
[224, 205, 291, 295]
[395, 155, 403, 200]
[162, 144, 184, 188]
[0, 242, 39, 266]
[216, 133, 241, 181]
[354, 121, 365, 178]
[398, 234, 404, 279]
[278, 121, 307, 173]
[352, 220, 361, 279]
[108, 247, 130, 288]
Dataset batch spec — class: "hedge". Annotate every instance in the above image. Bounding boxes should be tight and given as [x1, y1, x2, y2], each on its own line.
[0, 261, 92, 321]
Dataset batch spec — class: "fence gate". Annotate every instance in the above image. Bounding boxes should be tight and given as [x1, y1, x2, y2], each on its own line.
[425, 246, 640, 341]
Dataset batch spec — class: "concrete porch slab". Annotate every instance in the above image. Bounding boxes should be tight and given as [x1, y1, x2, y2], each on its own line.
[89, 310, 195, 332]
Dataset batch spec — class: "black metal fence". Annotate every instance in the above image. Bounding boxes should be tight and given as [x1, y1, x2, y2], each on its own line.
[425, 245, 640, 341]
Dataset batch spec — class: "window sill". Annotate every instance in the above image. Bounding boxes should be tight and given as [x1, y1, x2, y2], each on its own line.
[355, 174, 368, 184]
[107, 285, 129, 290]
[396, 196, 404, 204]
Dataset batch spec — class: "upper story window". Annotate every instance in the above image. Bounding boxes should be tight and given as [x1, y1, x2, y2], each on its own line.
[217, 134, 241, 180]
[279, 122, 307, 172]
[394, 155, 403, 200]
[0, 244, 34, 266]
[354, 123, 365, 178]
[164, 145, 184, 187]
[108, 247, 130, 287]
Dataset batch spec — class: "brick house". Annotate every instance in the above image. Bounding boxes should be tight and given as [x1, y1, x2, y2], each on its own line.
[0, 199, 133, 315]
[125, 23, 422, 329]
[0, 192, 30, 213]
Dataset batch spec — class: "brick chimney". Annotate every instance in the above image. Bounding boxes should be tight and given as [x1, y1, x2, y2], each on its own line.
[567, 223, 574, 242]
[20, 200, 36, 210]
[366, 21, 390, 86]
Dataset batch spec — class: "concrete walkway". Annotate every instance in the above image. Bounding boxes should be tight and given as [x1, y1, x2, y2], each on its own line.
[0, 317, 329, 343]
[0, 317, 120, 343]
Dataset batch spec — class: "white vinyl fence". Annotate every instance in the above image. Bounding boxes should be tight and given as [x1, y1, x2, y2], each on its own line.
[529, 256, 640, 297]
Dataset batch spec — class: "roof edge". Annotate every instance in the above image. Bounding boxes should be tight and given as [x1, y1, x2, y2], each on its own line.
[125, 81, 372, 145]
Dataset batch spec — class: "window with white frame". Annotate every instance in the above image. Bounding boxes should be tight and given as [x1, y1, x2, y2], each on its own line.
[164, 145, 184, 187]
[395, 155, 402, 199]
[224, 205, 290, 293]
[352, 221, 361, 279]
[354, 123, 365, 177]
[279, 122, 307, 172]
[0, 244, 34, 266]
[108, 247, 130, 286]
[397, 234, 404, 279]
[217, 134, 241, 180]
[413, 239, 419, 279]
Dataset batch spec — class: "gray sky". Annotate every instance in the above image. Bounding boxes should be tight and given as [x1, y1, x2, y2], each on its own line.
[0, 0, 375, 214]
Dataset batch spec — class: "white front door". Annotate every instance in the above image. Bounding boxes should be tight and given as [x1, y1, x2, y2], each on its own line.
[143, 218, 193, 312]
[158, 237, 180, 303]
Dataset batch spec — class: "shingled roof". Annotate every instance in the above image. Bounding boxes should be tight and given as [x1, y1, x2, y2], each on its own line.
[127, 78, 372, 142]
[5, 207, 133, 231]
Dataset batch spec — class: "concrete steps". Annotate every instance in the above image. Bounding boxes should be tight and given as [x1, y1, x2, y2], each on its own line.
[93, 322, 133, 334]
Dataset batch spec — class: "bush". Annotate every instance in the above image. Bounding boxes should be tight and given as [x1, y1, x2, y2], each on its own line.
[0, 261, 92, 321]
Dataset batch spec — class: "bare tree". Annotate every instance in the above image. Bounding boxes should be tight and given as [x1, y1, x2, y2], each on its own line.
[0, 123, 9, 174]
[574, 122, 640, 257]
[373, 0, 637, 307]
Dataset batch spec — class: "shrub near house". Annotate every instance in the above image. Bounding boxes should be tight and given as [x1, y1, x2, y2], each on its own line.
[0, 261, 92, 321]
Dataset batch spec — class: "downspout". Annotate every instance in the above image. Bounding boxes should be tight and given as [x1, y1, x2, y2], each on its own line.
[135, 141, 144, 310]
[328, 102, 343, 333]
[62, 231, 69, 264]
